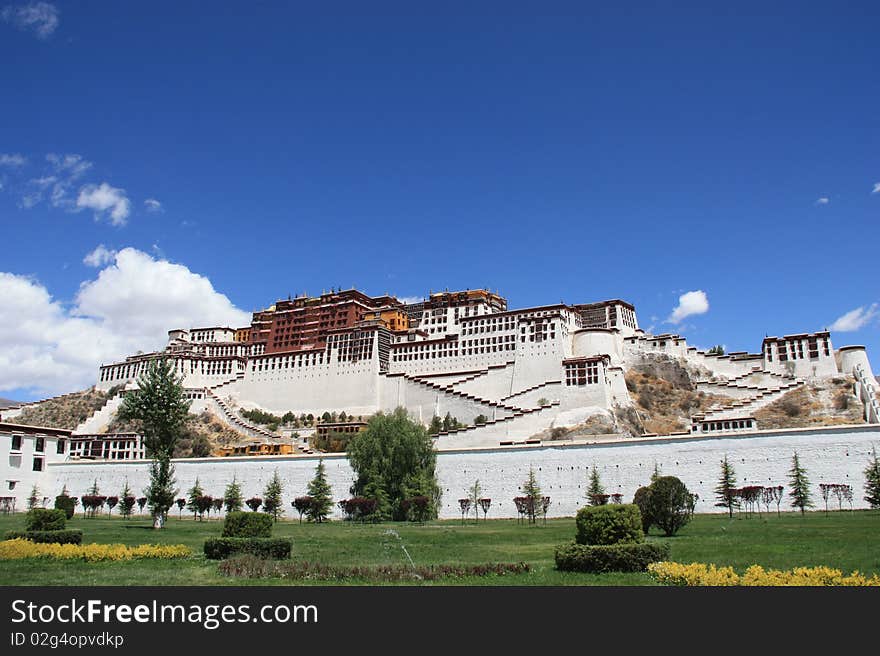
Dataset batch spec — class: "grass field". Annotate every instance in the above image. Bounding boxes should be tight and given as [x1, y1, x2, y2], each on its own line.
[1, 510, 877, 586]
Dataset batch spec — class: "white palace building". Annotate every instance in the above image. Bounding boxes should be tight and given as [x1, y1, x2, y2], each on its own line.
[3, 288, 878, 518]
[90, 288, 878, 448]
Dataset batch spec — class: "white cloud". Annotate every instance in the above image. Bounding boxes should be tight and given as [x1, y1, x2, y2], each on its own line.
[397, 296, 424, 305]
[873, 182, 880, 194]
[0, 248, 251, 396]
[815, 197, 830, 205]
[82, 244, 117, 268]
[21, 153, 92, 210]
[1, 2, 59, 39]
[829, 304, 878, 332]
[144, 198, 163, 213]
[0, 153, 26, 167]
[667, 290, 709, 324]
[76, 182, 131, 226]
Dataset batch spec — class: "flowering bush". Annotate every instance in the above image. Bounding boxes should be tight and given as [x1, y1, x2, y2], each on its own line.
[0, 538, 190, 561]
[648, 561, 880, 586]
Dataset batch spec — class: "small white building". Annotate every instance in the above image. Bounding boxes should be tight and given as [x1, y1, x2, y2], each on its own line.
[0, 421, 71, 513]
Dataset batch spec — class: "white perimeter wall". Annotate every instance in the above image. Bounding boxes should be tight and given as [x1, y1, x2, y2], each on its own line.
[46, 424, 880, 519]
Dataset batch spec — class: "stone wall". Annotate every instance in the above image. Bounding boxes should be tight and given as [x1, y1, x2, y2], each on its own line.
[46, 424, 880, 519]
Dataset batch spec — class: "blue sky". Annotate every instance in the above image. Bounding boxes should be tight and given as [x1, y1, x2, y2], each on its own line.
[1, 1, 878, 400]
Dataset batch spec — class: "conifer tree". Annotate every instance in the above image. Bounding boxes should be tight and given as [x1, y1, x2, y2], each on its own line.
[263, 470, 284, 521]
[223, 477, 243, 513]
[864, 447, 880, 509]
[521, 467, 542, 524]
[788, 452, 813, 515]
[587, 465, 605, 505]
[119, 480, 136, 518]
[306, 460, 333, 522]
[714, 455, 739, 518]
[186, 478, 204, 519]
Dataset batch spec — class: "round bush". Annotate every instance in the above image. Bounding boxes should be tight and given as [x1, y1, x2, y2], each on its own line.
[25, 508, 66, 532]
[54, 494, 78, 520]
[575, 504, 643, 546]
[645, 476, 694, 537]
[222, 511, 273, 538]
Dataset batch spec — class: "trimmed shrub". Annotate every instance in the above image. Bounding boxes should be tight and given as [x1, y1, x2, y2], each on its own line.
[25, 508, 66, 532]
[5, 529, 83, 545]
[54, 494, 78, 520]
[221, 511, 273, 538]
[632, 486, 653, 534]
[575, 504, 643, 546]
[203, 537, 292, 560]
[554, 541, 670, 573]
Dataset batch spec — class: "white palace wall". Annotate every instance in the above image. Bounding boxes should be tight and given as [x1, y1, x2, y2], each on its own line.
[47, 424, 880, 519]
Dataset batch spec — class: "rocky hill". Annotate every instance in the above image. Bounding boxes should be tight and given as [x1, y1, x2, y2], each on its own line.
[754, 377, 865, 430]
[11, 387, 115, 430]
[106, 410, 253, 458]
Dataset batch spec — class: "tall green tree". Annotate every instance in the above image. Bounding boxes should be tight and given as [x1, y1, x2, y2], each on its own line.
[521, 467, 543, 524]
[347, 407, 441, 521]
[587, 465, 605, 504]
[863, 447, 880, 509]
[714, 455, 739, 518]
[223, 477, 243, 513]
[788, 452, 813, 515]
[116, 357, 190, 528]
[306, 460, 333, 523]
[263, 470, 284, 521]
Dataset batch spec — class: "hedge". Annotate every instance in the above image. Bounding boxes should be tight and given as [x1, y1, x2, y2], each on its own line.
[4, 529, 83, 545]
[554, 541, 670, 573]
[575, 504, 643, 546]
[25, 508, 67, 532]
[221, 511, 273, 538]
[203, 537, 292, 560]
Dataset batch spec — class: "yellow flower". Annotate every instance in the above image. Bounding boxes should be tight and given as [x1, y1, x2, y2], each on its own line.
[0, 538, 191, 561]
[648, 561, 880, 587]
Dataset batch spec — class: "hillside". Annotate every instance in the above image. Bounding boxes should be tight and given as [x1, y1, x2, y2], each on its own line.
[624, 370, 731, 435]
[107, 410, 253, 458]
[753, 377, 865, 430]
[11, 387, 115, 430]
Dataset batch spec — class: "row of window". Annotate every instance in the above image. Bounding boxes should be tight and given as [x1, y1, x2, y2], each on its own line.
[8, 435, 66, 454]
[765, 338, 830, 363]
[699, 419, 755, 432]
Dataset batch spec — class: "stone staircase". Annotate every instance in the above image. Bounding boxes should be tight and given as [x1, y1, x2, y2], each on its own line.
[204, 388, 280, 442]
[404, 373, 523, 417]
[74, 393, 125, 434]
[500, 380, 562, 404]
[433, 400, 562, 443]
[696, 379, 805, 422]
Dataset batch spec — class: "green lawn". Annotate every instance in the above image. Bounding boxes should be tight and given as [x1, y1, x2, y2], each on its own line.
[1, 510, 877, 586]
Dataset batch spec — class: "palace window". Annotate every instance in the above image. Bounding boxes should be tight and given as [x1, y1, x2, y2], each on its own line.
[565, 361, 599, 386]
